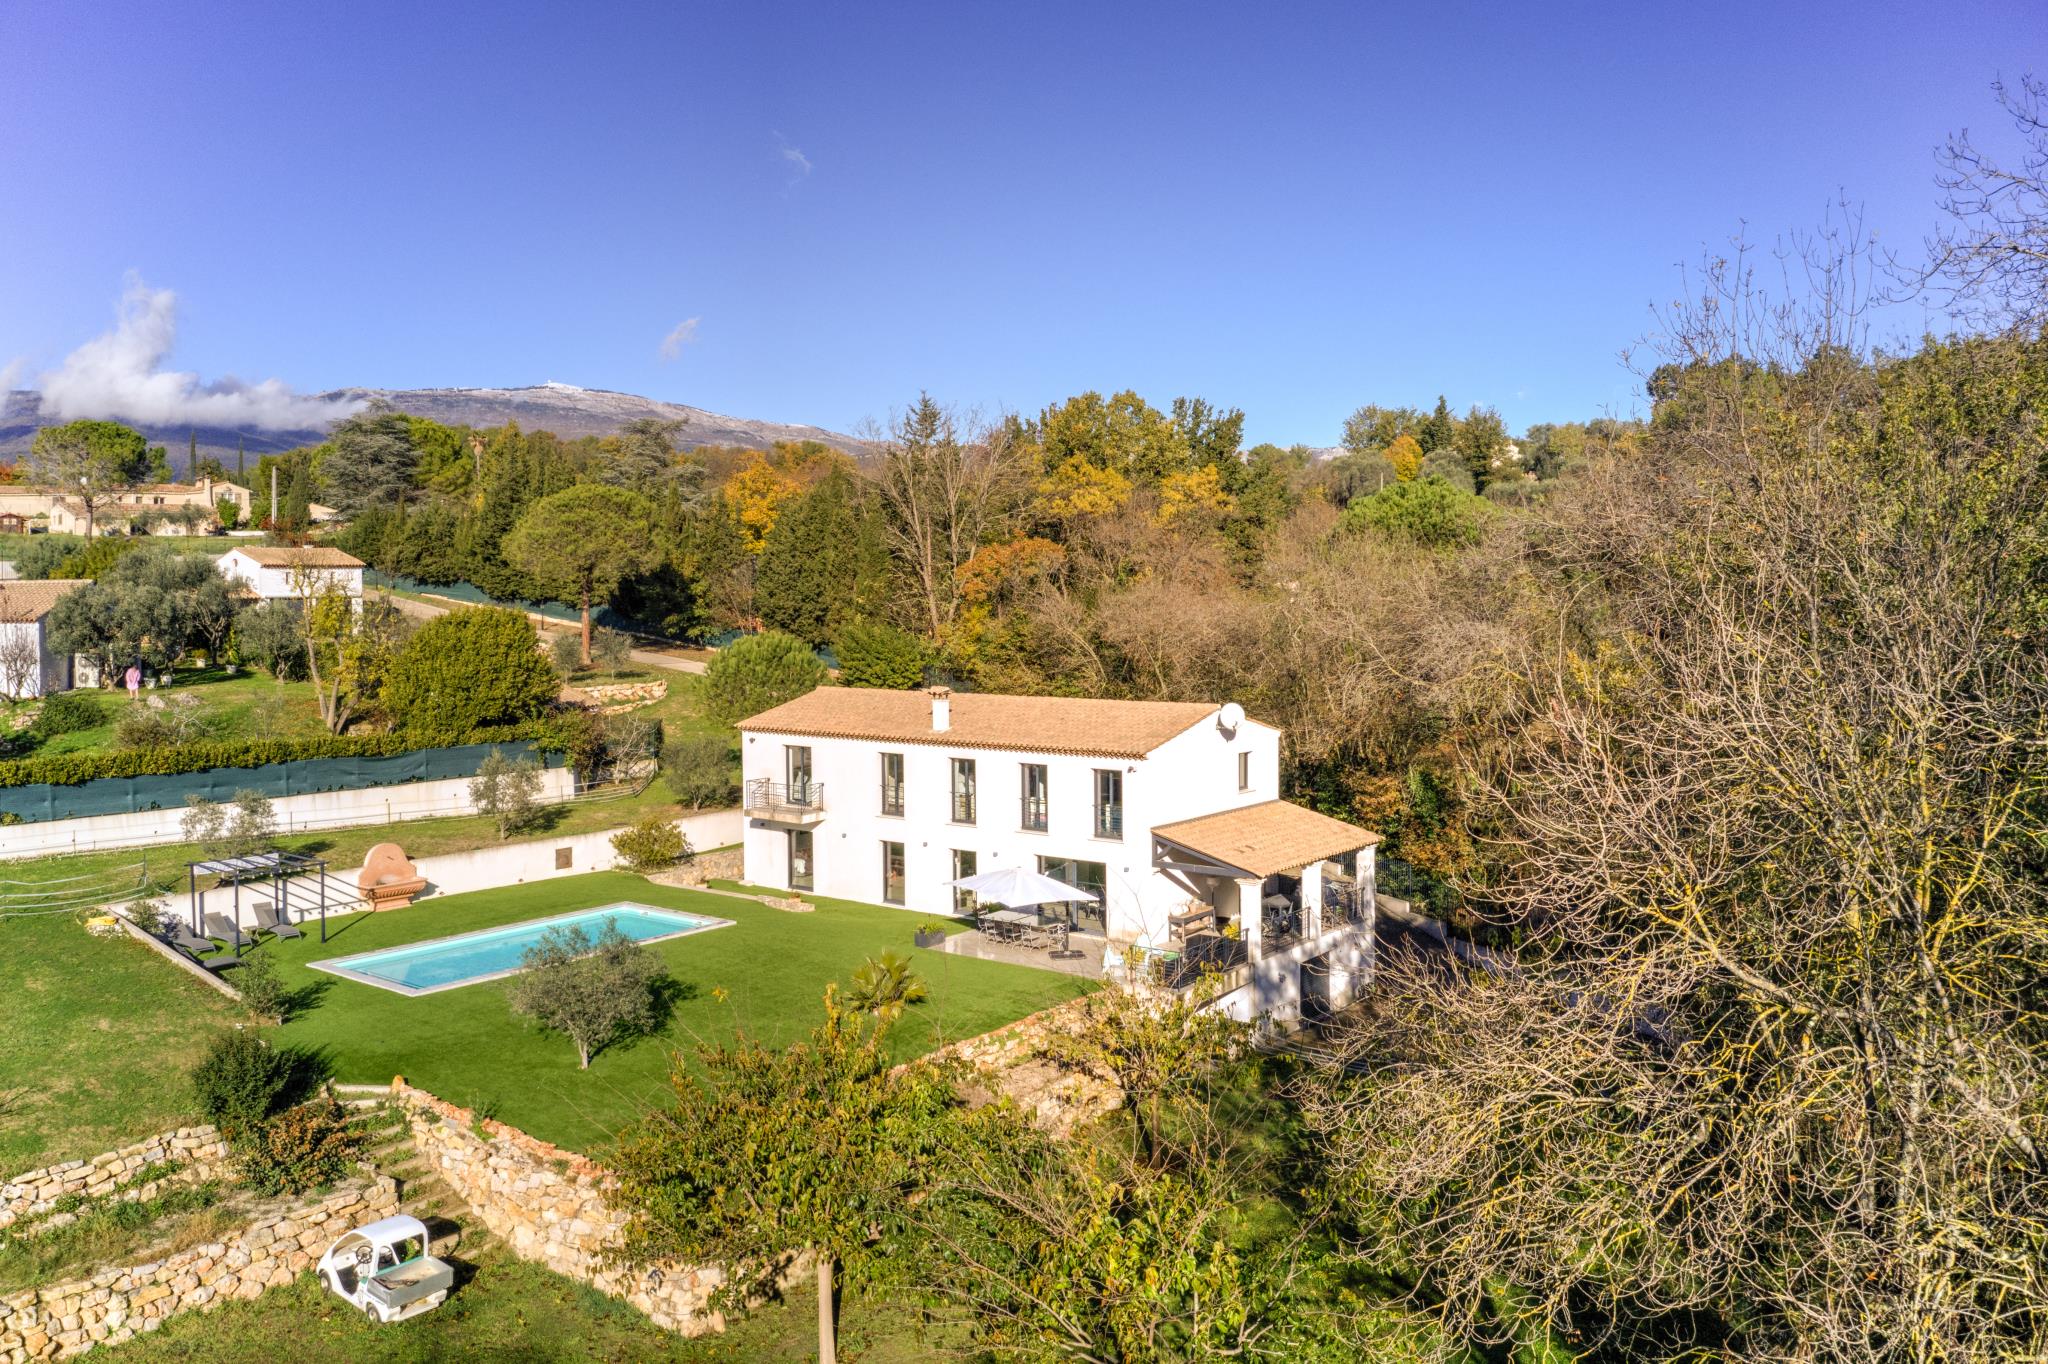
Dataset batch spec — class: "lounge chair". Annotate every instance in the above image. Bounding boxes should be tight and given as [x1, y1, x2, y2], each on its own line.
[203, 912, 254, 949]
[253, 902, 303, 940]
[163, 924, 217, 955]
[172, 942, 242, 976]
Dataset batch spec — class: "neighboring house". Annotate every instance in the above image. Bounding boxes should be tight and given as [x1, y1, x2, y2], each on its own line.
[46, 478, 254, 537]
[215, 546, 365, 605]
[738, 685, 1381, 1024]
[0, 579, 92, 698]
[0, 489, 57, 525]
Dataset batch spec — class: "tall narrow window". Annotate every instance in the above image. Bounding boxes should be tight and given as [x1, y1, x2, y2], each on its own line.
[880, 752, 905, 816]
[788, 829, 814, 892]
[1020, 763, 1048, 832]
[950, 757, 977, 824]
[881, 841, 905, 905]
[952, 848, 978, 914]
[785, 745, 814, 804]
[1093, 769, 1123, 839]
[1237, 751, 1251, 791]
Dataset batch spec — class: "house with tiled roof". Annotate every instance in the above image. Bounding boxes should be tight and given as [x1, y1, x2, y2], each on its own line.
[45, 478, 253, 537]
[0, 579, 92, 698]
[215, 545, 364, 607]
[738, 685, 1381, 1023]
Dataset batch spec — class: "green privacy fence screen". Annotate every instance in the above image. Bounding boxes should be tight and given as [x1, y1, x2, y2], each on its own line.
[0, 741, 564, 825]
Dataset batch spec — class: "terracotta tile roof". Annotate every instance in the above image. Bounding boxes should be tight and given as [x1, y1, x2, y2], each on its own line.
[0, 579, 92, 624]
[1153, 799, 1380, 877]
[226, 546, 364, 568]
[739, 686, 1226, 758]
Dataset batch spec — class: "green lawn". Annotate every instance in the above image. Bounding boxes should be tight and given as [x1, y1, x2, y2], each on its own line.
[0, 913, 242, 1171]
[263, 872, 1088, 1153]
[94, 1250, 949, 1363]
[0, 533, 228, 561]
[3, 668, 331, 758]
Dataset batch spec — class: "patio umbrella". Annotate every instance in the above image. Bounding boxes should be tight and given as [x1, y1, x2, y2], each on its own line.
[943, 866, 1099, 908]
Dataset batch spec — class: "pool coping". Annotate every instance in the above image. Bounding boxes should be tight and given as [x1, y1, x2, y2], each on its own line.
[307, 902, 735, 997]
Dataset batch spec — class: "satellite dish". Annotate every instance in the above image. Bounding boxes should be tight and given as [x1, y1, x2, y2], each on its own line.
[1217, 702, 1245, 732]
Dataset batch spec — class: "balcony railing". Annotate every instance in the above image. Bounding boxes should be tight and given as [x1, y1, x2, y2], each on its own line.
[1323, 880, 1370, 928]
[744, 778, 826, 822]
[951, 792, 976, 824]
[1093, 802, 1124, 839]
[880, 782, 904, 817]
[1021, 796, 1048, 832]
[1262, 900, 1305, 950]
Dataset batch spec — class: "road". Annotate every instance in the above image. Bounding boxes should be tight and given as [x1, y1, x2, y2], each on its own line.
[379, 589, 710, 675]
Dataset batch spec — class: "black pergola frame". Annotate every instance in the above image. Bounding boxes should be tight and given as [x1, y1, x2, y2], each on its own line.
[186, 849, 332, 953]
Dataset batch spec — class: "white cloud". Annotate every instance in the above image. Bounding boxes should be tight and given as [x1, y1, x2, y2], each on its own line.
[659, 317, 701, 362]
[36, 276, 364, 430]
[774, 132, 812, 180]
[0, 356, 25, 396]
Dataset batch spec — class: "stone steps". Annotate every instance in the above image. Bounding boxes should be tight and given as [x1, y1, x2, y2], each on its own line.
[359, 1113, 477, 1260]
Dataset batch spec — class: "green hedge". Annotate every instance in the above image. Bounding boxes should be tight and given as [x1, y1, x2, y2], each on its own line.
[0, 723, 564, 789]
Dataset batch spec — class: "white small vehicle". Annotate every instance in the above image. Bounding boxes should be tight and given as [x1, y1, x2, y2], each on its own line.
[316, 1214, 455, 1323]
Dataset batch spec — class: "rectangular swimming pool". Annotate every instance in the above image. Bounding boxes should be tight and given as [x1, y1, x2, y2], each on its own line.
[309, 902, 732, 996]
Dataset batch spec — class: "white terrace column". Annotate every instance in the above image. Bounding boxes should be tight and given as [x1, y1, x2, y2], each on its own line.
[1238, 877, 1265, 961]
[1299, 861, 1324, 939]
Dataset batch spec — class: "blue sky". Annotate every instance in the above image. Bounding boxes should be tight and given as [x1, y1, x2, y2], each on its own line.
[0, 0, 2037, 446]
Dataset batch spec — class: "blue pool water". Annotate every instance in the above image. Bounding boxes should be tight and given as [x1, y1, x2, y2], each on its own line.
[310, 903, 730, 995]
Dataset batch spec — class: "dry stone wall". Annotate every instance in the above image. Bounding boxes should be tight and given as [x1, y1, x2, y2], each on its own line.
[390, 1083, 726, 1336]
[924, 997, 1122, 1137]
[1, 1130, 231, 1231]
[0, 1177, 397, 1362]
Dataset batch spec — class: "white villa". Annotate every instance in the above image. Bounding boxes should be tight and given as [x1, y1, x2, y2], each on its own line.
[738, 685, 1380, 1024]
[0, 579, 91, 698]
[215, 546, 365, 606]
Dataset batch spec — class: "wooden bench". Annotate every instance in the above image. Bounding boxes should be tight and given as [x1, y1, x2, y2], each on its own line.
[358, 843, 427, 910]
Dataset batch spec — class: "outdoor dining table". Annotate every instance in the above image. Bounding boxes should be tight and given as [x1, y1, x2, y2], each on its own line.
[976, 905, 1059, 946]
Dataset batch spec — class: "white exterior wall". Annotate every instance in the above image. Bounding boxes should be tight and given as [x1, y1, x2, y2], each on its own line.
[0, 767, 579, 860]
[216, 550, 363, 603]
[0, 619, 69, 700]
[739, 711, 1282, 945]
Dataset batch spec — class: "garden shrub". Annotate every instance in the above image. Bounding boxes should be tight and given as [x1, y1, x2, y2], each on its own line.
[548, 629, 584, 679]
[234, 951, 287, 1019]
[701, 631, 827, 726]
[113, 695, 209, 751]
[833, 620, 928, 689]
[1340, 474, 1493, 549]
[30, 691, 104, 738]
[383, 606, 559, 734]
[470, 749, 546, 839]
[662, 731, 737, 809]
[189, 1030, 296, 1139]
[235, 1098, 362, 1196]
[612, 814, 691, 871]
[590, 626, 635, 677]
[12, 535, 84, 582]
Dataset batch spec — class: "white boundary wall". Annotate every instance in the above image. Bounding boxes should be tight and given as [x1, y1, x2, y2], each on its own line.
[172, 809, 744, 927]
[0, 768, 579, 861]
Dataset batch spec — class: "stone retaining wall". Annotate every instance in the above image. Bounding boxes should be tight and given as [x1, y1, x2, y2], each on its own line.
[0, 1177, 397, 1362]
[390, 1083, 726, 1336]
[925, 997, 1123, 1137]
[645, 845, 744, 889]
[1, 1130, 231, 1231]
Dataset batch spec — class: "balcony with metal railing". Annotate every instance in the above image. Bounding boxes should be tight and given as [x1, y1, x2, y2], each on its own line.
[743, 778, 827, 824]
[1020, 796, 1048, 832]
[1092, 802, 1124, 840]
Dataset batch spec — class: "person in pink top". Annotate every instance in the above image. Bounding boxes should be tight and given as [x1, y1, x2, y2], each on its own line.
[124, 663, 141, 701]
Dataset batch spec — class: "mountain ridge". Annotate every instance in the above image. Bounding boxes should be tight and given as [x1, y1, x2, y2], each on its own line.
[0, 383, 873, 474]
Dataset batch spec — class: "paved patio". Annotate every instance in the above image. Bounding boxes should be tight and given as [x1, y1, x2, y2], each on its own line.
[931, 928, 1109, 979]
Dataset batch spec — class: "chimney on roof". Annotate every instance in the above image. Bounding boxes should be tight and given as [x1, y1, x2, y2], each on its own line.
[930, 685, 952, 733]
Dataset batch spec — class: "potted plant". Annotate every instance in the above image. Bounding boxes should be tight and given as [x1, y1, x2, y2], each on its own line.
[913, 919, 950, 950]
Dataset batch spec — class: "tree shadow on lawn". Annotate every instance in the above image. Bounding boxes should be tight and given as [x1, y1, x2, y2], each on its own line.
[276, 976, 332, 1023]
